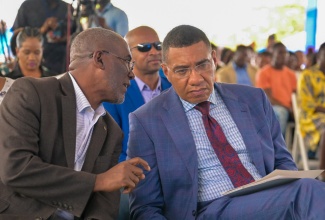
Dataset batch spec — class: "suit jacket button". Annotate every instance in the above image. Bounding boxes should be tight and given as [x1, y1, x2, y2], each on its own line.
[192, 210, 197, 216]
[68, 205, 73, 211]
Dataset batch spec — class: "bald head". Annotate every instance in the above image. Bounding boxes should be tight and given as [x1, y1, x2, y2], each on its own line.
[70, 27, 126, 63]
[125, 26, 159, 48]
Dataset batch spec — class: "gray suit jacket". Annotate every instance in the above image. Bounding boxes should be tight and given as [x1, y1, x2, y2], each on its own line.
[0, 74, 123, 219]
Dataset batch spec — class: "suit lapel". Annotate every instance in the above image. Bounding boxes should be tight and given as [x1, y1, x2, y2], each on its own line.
[82, 117, 107, 172]
[216, 84, 265, 176]
[127, 80, 145, 108]
[161, 77, 171, 91]
[60, 74, 77, 169]
[160, 88, 198, 180]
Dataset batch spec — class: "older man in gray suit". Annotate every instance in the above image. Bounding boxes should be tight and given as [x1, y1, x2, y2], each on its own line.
[0, 28, 149, 220]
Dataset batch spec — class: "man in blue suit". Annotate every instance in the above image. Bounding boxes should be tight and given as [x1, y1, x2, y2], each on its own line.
[103, 25, 171, 220]
[104, 26, 171, 163]
[127, 25, 325, 219]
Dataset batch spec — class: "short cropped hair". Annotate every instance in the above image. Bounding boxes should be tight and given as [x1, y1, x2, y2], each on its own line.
[272, 42, 286, 52]
[162, 25, 211, 62]
[16, 27, 43, 48]
[235, 45, 247, 53]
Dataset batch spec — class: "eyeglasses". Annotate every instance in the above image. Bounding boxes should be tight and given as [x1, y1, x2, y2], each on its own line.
[90, 50, 134, 73]
[166, 60, 213, 79]
[131, 42, 162, 52]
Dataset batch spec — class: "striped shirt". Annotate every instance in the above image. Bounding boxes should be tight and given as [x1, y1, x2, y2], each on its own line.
[180, 89, 262, 202]
[69, 73, 106, 171]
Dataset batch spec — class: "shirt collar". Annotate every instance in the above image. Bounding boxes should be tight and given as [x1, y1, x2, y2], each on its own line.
[232, 61, 247, 69]
[100, 2, 113, 15]
[69, 73, 106, 116]
[134, 75, 162, 91]
[180, 88, 217, 112]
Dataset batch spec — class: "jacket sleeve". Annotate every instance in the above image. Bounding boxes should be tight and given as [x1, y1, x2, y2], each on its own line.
[127, 112, 167, 220]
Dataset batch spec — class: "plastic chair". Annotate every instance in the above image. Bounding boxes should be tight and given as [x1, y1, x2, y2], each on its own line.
[291, 93, 310, 170]
[285, 121, 295, 151]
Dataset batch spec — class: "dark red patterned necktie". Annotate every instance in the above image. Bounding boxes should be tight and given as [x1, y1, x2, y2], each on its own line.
[195, 101, 255, 188]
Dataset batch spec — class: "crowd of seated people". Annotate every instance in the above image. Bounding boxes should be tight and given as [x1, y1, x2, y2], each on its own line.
[214, 40, 324, 170]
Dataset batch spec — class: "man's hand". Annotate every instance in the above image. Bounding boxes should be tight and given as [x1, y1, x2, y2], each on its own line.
[94, 157, 150, 194]
[97, 17, 113, 31]
[40, 17, 58, 34]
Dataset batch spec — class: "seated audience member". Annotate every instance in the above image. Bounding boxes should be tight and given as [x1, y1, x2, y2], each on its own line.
[104, 25, 171, 163]
[287, 51, 300, 78]
[0, 28, 149, 219]
[255, 51, 272, 69]
[210, 42, 223, 71]
[12, 0, 73, 73]
[298, 42, 325, 163]
[295, 50, 306, 70]
[216, 45, 257, 86]
[127, 24, 325, 220]
[6, 27, 55, 79]
[259, 33, 277, 53]
[256, 42, 297, 135]
[220, 47, 234, 66]
[103, 25, 171, 220]
[0, 76, 14, 104]
[306, 48, 317, 69]
[246, 45, 257, 67]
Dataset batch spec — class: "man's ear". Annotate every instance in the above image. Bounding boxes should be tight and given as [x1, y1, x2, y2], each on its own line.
[93, 51, 105, 69]
[211, 49, 217, 66]
[161, 63, 169, 78]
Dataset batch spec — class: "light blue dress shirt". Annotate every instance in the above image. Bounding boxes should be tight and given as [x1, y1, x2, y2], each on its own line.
[134, 76, 162, 103]
[69, 73, 106, 171]
[233, 62, 252, 86]
[181, 89, 262, 202]
[98, 2, 129, 36]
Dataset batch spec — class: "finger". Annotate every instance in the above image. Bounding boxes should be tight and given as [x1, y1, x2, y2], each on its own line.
[126, 166, 145, 180]
[121, 178, 136, 194]
[129, 172, 140, 185]
[122, 186, 132, 194]
[128, 157, 151, 171]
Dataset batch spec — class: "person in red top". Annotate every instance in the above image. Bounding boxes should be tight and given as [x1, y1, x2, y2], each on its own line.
[255, 42, 297, 135]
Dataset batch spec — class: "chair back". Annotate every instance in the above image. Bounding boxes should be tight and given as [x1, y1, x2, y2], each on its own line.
[291, 93, 310, 170]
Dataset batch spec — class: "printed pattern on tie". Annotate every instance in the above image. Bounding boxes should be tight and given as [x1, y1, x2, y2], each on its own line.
[195, 101, 255, 188]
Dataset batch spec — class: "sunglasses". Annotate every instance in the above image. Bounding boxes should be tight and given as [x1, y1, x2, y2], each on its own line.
[131, 42, 162, 52]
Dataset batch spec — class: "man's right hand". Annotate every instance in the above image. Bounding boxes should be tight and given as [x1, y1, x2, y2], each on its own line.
[94, 157, 150, 194]
[40, 17, 58, 34]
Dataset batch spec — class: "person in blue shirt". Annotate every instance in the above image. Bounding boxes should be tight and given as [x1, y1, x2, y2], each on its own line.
[97, 0, 129, 36]
[104, 26, 171, 163]
[103, 26, 171, 220]
[217, 45, 257, 86]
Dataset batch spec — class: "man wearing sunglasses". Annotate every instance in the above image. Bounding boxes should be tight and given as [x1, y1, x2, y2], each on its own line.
[104, 26, 171, 163]
[103, 25, 171, 219]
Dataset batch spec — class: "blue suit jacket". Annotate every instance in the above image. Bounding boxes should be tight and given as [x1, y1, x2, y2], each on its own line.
[127, 83, 297, 220]
[103, 76, 171, 162]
